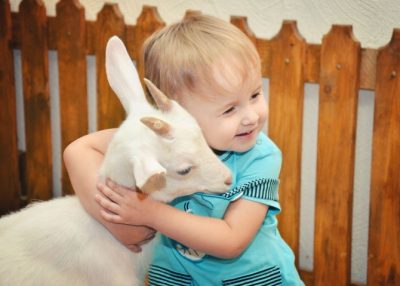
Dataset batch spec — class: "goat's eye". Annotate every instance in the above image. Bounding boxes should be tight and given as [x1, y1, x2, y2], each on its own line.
[177, 166, 192, 176]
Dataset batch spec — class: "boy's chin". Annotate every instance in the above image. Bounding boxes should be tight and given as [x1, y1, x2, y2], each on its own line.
[229, 142, 257, 153]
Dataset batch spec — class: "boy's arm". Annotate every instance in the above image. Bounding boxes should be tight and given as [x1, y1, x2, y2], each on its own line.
[96, 182, 267, 259]
[63, 129, 155, 251]
[149, 198, 268, 259]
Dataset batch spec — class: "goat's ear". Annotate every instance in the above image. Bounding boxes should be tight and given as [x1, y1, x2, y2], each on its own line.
[105, 36, 146, 113]
[132, 156, 166, 194]
[143, 78, 172, 112]
[140, 117, 174, 140]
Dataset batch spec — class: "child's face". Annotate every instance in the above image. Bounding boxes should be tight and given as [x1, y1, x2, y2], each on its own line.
[180, 63, 267, 153]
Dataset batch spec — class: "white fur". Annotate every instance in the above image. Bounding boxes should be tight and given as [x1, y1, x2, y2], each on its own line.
[0, 36, 231, 286]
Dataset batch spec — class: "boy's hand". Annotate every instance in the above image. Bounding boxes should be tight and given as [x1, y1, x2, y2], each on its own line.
[95, 179, 158, 227]
[115, 227, 155, 253]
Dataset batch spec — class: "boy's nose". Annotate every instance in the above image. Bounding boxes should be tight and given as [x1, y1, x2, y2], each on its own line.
[242, 110, 258, 126]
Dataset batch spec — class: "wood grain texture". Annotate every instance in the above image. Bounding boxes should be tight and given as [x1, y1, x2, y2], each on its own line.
[0, 0, 22, 215]
[304, 44, 320, 84]
[96, 4, 126, 130]
[313, 25, 360, 285]
[10, 12, 378, 90]
[19, 0, 53, 201]
[134, 6, 165, 80]
[55, 0, 87, 195]
[367, 29, 400, 286]
[184, 10, 202, 19]
[267, 21, 306, 260]
[3, 3, 400, 284]
[230, 16, 257, 46]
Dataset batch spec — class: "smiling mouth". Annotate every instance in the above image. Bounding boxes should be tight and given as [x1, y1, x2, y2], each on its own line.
[236, 130, 254, 137]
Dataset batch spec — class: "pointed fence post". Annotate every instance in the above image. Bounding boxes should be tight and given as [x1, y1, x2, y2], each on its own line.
[96, 3, 126, 130]
[134, 5, 165, 96]
[19, 0, 53, 201]
[268, 21, 306, 260]
[55, 0, 88, 195]
[314, 25, 361, 285]
[367, 29, 400, 286]
[0, 0, 22, 214]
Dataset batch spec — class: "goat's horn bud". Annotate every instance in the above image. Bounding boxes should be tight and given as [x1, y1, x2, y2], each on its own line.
[140, 117, 172, 139]
[144, 78, 172, 112]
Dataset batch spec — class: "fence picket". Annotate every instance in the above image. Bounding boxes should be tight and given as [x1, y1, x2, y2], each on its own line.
[367, 29, 400, 286]
[96, 4, 126, 130]
[268, 21, 306, 259]
[2, 2, 400, 285]
[314, 25, 360, 285]
[134, 5, 165, 103]
[0, 0, 22, 213]
[55, 0, 88, 195]
[19, 0, 53, 200]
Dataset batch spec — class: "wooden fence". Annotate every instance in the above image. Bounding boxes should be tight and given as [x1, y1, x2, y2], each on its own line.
[0, 0, 399, 285]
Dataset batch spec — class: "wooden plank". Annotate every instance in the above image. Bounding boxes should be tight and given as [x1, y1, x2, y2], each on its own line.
[367, 29, 400, 286]
[55, 0, 88, 195]
[47, 16, 57, 50]
[299, 270, 314, 286]
[304, 43, 320, 84]
[19, 0, 52, 201]
[134, 6, 165, 78]
[184, 10, 202, 18]
[314, 25, 360, 285]
[10, 12, 378, 91]
[231, 16, 257, 46]
[257, 38, 271, 78]
[267, 21, 306, 259]
[0, 0, 22, 214]
[300, 270, 366, 286]
[125, 24, 136, 61]
[360, 48, 377, 91]
[85, 20, 96, 55]
[96, 4, 126, 130]
[231, 17, 272, 79]
[10, 12, 20, 49]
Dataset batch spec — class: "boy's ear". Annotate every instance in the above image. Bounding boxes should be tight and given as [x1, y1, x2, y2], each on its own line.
[132, 156, 166, 194]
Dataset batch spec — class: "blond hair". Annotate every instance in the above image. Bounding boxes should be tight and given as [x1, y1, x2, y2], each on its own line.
[142, 15, 260, 101]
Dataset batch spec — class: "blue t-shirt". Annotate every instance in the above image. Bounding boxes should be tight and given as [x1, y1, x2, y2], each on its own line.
[148, 133, 304, 286]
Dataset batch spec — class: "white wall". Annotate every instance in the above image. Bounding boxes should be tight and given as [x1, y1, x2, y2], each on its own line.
[11, 0, 400, 47]
[10, 0, 400, 284]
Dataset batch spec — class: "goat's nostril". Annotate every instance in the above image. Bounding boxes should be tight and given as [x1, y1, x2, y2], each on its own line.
[224, 175, 232, 186]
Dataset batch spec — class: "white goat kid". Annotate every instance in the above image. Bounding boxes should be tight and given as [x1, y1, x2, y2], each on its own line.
[0, 36, 231, 286]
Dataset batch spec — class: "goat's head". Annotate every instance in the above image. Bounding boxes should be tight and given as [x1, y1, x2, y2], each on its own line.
[104, 36, 232, 202]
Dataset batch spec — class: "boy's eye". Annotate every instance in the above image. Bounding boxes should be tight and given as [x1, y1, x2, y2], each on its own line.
[223, 106, 235, 115]
[177, 166, 193, 176]
[251, 92, 260, 100]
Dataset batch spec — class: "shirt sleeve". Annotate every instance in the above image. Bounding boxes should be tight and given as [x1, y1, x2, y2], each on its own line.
[233, 135, 282, 214]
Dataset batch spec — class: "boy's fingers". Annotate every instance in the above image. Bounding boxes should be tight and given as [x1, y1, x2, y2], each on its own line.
[100, 209, 122, 224]
[95, 194, 120, 214]
[97, 182, 121, 203]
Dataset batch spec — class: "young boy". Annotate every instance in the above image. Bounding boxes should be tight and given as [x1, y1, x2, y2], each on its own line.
[65, 15, 304, 285]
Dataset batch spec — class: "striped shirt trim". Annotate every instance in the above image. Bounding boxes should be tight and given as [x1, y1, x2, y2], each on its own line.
[148, 265, 192, 286]
[223, 178, 279, 201]
[222, 265, 282, 286]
